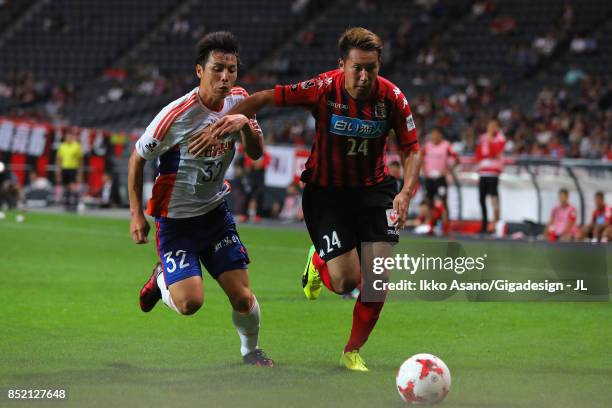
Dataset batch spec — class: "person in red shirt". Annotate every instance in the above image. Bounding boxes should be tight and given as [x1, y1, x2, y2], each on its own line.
[475, 118, 506, 233]
[408, 197, 447, 235]
[189, 27, 422, 371]
[577, 191, 610, 242]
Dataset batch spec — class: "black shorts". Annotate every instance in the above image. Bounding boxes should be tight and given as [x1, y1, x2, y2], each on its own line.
[61, 169, 77, 185]
[424, 176, 447, 200]
[479, 176, 499, 197]
[302, 176, 399, 262]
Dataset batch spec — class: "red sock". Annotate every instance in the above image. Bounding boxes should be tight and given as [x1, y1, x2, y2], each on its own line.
[344, 294, 385, 352]
[312, 250, 333, 292]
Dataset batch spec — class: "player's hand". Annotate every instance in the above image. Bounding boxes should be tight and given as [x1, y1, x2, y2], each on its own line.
[130, 212, 150, 244]
[209, 114, 250, 140]
[393, 190, 412, 229]
[188, 126, 218, 157]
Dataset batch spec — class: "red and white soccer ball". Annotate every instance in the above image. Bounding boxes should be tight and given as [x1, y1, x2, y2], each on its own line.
[396, 353, 451, 405]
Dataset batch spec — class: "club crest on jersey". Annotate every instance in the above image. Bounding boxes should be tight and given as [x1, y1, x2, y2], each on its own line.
[374, 100, 387, 119]
[385, 209, 399, 226]
[330, 114, 386, 138]
[406, 114, 416, 131]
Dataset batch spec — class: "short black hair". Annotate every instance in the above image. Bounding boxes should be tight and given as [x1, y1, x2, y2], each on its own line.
[559, 188, 569, 196]
[195, 31, 239, 67]
[595, 191, 604, 199]
[390, 160, 401, 167]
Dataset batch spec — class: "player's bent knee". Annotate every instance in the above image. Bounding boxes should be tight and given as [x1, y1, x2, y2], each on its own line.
[175, 296, 203, 315]
[231, 291, 253, 313]
[333, 277, 359, 295]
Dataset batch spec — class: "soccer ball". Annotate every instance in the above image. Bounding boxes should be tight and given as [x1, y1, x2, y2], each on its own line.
[396, 353, 451, 405]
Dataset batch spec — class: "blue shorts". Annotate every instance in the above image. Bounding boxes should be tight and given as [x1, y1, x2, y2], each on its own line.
[154, 201, 250, 287]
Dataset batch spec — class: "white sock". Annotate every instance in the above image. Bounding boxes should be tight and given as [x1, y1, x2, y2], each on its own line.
[156, 270, 180, 314]
[232, 296, 260, 356]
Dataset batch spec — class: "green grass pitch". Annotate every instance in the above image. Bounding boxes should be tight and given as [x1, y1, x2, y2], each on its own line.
[1, 211, 611, 407]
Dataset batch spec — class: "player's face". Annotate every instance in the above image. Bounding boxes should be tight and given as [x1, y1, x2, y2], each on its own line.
[559, 192, 568, 205]
[595, 195, 604, 207]
[197, 51, 238, 100]
[487, 120, 499, 135]
[431, 129, 442, 143]
[339, 49, 380, 100]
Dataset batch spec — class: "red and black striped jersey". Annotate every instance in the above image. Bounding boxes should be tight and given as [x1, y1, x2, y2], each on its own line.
[274, 69, 419, 188]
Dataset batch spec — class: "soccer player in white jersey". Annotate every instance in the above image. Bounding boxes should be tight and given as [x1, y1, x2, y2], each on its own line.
[128, 32, 274, 367]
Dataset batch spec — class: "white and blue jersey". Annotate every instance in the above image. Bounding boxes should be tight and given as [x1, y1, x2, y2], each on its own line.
[136, 86, 259, 285]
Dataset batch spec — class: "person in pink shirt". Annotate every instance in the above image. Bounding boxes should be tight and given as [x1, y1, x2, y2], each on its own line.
[546, 188, 577, 241]
[475, 118, 506, 233]
[422, 127, 458, 232]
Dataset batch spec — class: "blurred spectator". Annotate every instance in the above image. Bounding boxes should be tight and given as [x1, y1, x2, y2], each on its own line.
[422, 127, 458, 226]
[275, 182, 304, 222]
[24, 172, 52, 207]
[570, 34, 598, 54]
[564, 65, 586, 85]
[559, 2, 575, 31]
[239, 151, 270, 223]
[99, 172, 121, 208]
[55, 130, 83, 211]
[576, 191, 610, 242]
[532, 29, 558, 56]
[475, 118, 505, 233]
[471, 0, 495, 18]
[490, 16, 516, 36]
[0, 168, 21, 210]
[407, 197, 447, 236]
[546, 188, 577, 241]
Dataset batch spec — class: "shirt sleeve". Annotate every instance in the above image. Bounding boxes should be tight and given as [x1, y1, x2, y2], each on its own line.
[135, 106, 181, 161]
[274, 76, 326, 108]
[390, 87, 419, 154]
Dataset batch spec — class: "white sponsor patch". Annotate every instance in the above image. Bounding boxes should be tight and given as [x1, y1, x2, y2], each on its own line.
[406, 115, 416, 131]
[386, 209, 399, 227]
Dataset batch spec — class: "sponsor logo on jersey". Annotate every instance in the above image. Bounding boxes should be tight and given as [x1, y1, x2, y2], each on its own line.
[300, 80, 315, 90]
[144, 140, 158, 152]
[406, 114, 416, 131]
[327, 101, 349, 110]
[200, 139, 235, 158]
[374, 100, 387, 119]
[214, 234, 240, 252]
[330, 114, 386, 138]
[290, 83, 299, 91]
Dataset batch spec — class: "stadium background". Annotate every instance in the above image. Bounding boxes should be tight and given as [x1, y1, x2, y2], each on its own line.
[0, 1, 611, 407]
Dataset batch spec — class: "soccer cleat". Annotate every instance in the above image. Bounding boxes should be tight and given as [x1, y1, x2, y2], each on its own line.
[243, 349, 275, 367]
[301, 245, 321, 300]
[340, 351, 369, 372]
[139, 262, 162, 312]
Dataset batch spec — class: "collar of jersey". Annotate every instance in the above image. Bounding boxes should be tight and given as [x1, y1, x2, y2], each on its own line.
[196, 89, 224, 113]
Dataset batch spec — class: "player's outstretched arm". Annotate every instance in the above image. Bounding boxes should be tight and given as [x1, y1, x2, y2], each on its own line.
[188, 90, 275, 157]
[127, 149, 150, 244]
[394, 150, 423, 228]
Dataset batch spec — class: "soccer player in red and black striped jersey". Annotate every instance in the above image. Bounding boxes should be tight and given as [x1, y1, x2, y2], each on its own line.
[189, 27, 422, 371]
